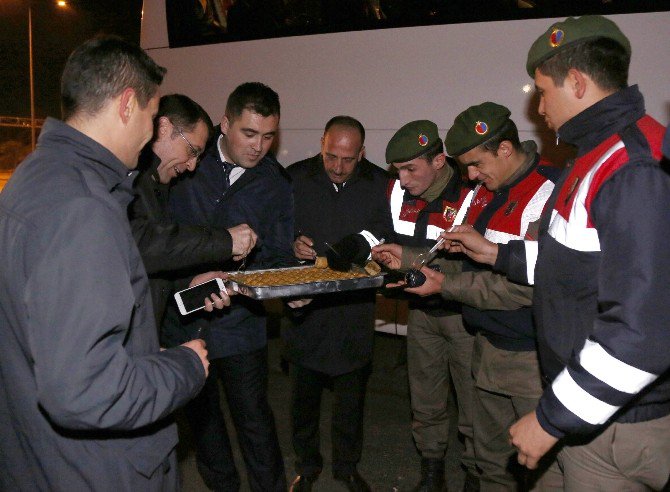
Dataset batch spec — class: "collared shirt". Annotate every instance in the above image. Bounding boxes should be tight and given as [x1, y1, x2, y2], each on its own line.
[217, 134, 245, 186]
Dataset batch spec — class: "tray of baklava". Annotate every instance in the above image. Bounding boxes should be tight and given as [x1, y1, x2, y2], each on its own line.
[224, 261, 384, 300]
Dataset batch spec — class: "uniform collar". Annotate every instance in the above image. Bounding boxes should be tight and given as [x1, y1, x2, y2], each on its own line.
[419, 162, 455, 202]
[497, 140, 539, 191]
[558, 85, 646, 155]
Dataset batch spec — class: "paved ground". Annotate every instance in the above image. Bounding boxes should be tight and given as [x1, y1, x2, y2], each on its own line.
[176, 325, 466, 491]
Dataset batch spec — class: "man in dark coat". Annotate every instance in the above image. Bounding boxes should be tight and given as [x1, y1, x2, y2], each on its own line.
[0, 36, 209, 490]
[129, 93, 258, 328]
[166, 82, 294, 491]
[285, 116, 394, 491]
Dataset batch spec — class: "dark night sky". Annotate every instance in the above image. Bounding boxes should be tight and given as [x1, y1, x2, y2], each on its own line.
[0, 0, 143, 121]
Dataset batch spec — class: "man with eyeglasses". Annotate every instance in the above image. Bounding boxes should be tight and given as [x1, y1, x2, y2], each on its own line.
[129, 93, 258, 329]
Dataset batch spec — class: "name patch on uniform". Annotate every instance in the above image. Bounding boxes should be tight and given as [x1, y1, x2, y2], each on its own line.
[504, 201, 518, 216]
[442, 205, 457, 223]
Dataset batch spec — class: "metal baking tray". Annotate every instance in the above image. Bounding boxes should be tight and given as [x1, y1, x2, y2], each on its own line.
[224, 265, 385, 300]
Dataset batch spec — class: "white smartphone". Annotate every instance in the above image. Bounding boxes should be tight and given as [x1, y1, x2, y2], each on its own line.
[174, 278, 226, 316]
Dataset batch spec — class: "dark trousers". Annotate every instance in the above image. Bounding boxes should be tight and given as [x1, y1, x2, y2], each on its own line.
[290, 362, 371, 477]
[183, 347, 286, 492]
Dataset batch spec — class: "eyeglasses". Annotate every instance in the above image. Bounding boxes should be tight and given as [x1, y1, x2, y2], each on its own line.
[174, 125, 202, 161]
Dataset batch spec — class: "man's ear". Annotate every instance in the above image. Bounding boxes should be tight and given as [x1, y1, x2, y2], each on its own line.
[433, 152, 446, 170]
[358, 145, 366, 161]
[567, 68, 588, 99]
[157, 116, 171, 136]
[498, 141, 512, 158]
[221, 115, 230, 135]
[119, 88, 136, 125]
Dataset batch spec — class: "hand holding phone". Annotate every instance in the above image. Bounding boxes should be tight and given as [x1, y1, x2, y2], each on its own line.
[174, 278, 227, 316]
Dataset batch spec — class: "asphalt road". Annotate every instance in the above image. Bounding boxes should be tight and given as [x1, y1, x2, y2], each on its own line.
[176, 325, 466, 491]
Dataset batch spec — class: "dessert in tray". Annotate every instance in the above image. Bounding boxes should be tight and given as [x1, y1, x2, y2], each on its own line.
[224, 259, 384, 299]
[226, 266, 368, 287]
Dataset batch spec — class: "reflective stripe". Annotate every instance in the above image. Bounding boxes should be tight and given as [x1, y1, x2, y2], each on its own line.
[484, 229, 522, 245]
[426, 224, 444, 240]
[548, 141, 624, 252]
[521, 180, 554, 236]
[524, 240, 538, 285]
[359, 230, 381, 260]
[548, 211, 601, 252]
[359, 230, 381, 247]
[579, 339, 657, 394]
[552, 368, 619, 425]
[390, 180, 416, 237]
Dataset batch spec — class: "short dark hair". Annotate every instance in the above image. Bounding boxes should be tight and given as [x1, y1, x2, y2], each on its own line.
[61, 35, 166, 121]
[225, 82, 280, 121]
[537, 37, 630, 91]
[324, 115, 366, 143]
[419, 140, 444, 165]
[156, 94, 214, 140]
[479, 119, 522, 155]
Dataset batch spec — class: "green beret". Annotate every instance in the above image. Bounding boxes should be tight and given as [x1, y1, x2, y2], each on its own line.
[526, 15, 631, 77]
[386, 120, 442, 164]
[444, 102, 511, 157]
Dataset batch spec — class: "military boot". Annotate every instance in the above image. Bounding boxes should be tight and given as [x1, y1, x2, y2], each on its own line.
[412, 458, 446, 492]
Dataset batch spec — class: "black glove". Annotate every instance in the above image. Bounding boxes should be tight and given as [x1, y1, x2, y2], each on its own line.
[326, 233, 372, 272]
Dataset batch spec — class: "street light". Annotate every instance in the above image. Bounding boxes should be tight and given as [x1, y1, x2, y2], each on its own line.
[27, 1, 68, 150]
[28, 4, 35, 150]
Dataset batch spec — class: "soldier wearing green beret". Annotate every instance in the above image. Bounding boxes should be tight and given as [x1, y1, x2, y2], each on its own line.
[444, 102, 560, 491]
[376, 104, 561, 491]
[441, 15, 670, 491]
[374, 119, 480, 492]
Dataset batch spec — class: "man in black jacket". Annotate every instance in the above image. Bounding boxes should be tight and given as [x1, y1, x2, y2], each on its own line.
[167, 82, 294, 492]
[285, 116, 394, 492]
[129, 94, 258, 329]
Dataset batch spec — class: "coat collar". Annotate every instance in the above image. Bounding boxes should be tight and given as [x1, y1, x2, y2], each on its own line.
[39, 118, 138, 206]
[558, 85, 646, 156]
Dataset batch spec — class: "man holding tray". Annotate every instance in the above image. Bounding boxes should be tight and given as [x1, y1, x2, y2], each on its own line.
[284, 115, 394, 491]
[129, 93, 259, 328]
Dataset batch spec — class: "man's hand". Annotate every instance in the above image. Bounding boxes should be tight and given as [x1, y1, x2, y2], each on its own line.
[371, 243, 403, 270]
[181, 339, 210, 377]
[228, 223, 257, 261]
[406, 267, 444, 296]
[293, 235, 316, 261]
[509, 411, 559, 470]
[439, 225, 499, 266]
[189, 271, 235, 311]
[385, 266, 444, 296]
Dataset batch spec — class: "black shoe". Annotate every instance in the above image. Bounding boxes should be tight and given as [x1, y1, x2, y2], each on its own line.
[412, 458, 446, 492]
[289, 473, 318, 492]
[333, 470, 372, 492]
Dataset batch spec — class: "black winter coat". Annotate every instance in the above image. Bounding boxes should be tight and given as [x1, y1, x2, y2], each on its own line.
[283, 155, 394, 375]
[129, 149, 233, 326]
[167, 138, 297, 359]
